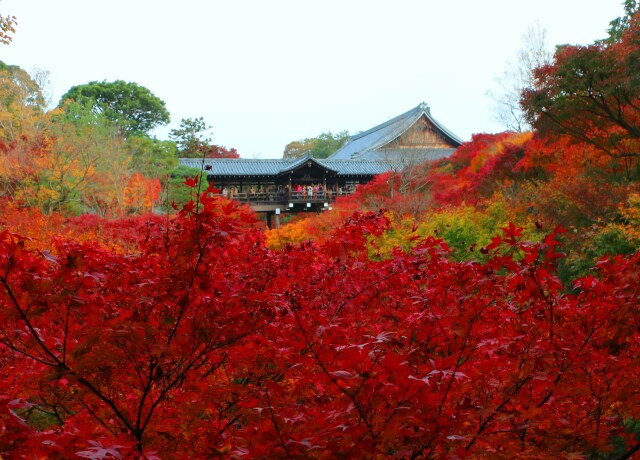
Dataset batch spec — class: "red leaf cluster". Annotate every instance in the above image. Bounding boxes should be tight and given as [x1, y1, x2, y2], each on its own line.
[427, 132, 533, 207]
[1, 195, 639, 458]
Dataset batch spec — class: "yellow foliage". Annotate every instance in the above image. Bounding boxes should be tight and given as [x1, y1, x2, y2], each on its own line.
[597, 192, 640, 245]
[265, 219, 312, 249]
[265, 206, 358, 250]
[372, 194, 543, 261]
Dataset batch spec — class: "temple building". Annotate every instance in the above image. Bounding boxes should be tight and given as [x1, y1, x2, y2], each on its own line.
[328, 101, 461, 161]
[179, 102, 462, 227]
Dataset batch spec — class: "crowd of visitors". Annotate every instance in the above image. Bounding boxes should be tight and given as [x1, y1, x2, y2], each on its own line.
[220, 183, 357, 202]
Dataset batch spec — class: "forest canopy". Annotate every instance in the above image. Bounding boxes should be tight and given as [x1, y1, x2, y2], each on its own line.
[1, 3, 640, 459]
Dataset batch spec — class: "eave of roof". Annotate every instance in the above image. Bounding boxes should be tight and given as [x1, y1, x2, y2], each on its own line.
[179, 158, 290, 176]
[178, 157, 397, 177]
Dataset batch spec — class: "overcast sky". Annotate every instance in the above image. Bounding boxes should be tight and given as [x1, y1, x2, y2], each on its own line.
[0, 0, 625, 158]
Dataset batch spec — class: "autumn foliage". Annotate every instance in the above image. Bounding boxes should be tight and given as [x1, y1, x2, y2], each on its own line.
[426, 132, 533, 207]
[521, 15, 640, 163]
[1, 174, 640, 458]
[3, 7, 640, 458]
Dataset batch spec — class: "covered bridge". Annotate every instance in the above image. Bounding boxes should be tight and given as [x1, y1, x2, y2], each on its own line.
[179, 102, 462, 227]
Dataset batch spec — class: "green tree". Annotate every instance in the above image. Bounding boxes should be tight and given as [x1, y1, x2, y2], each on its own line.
[605, 0, 640, 42]
[282, 130, 350, 159]
[59, 80, 170, 136]
[282, 139, 314, 159]
[125, 136, 178, 179]
[168, 116, 212, 156]
[162, 164, 205, 209]
[33, 100, 130, 214]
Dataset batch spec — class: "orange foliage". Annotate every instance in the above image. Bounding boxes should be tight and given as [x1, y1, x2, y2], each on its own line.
[0, 198, 167, 254]
[0, 129, 164, 216]
[427, 132, 533, 207]
[123, 173, 161, 213]
[0, 135, 49, 197]
[0, 199, 66, 248]
[265, 196, 359, 249]
[517, 133, 616, 176]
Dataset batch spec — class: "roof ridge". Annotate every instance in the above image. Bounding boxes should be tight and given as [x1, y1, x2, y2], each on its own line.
[348, 103, 423, 142]
[179, 157, 294, 162]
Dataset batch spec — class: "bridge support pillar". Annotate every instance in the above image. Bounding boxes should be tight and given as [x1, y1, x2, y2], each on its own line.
[265, 211, 281, 230]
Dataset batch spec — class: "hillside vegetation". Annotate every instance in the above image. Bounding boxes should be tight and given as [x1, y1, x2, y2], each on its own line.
[1, 5, 640, 459]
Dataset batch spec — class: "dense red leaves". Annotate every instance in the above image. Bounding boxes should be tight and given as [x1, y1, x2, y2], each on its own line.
[1, 195, 640, 458]
[426, 132, 533, 207]
[201, 144, 240, 159]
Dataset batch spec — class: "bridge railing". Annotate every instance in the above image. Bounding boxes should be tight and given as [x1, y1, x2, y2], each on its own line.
[219, 190, 355, 205]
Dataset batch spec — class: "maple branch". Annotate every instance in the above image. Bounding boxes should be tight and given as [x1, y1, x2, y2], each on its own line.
[139, 318, 271, 440]
[0, 257, 141, 448]
[74, 374, 136, 437]
[77, 396, 119, 437]
[166, 232, 214, 346]
[291, 305, 374, 433]
[264, 386, 293, 459]
[134, 359, 157, 445]
[539, 110, 633, 159]
[61, 297, 71, 366]
[1, 276, 64, 367]
[528, 270, 556, 342]
[535, 321, 598, 410]
[409, 274, 450, 343]
[464, 375, 531, 452]
[352, 349, 385, 425]
[437, 317, 473, 417]
[330, 269, 399, 322]
[192, 153, 208, 254]
[0, 335, 57, 367]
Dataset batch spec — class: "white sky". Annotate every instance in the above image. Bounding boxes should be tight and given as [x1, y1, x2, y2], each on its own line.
[0, 0, 625, 158]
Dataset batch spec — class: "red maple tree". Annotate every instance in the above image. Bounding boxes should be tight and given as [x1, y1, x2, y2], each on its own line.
[0, 183, 639, 458]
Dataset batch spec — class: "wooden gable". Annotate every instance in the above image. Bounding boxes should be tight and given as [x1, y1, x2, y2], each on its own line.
[281, 157, 338, 183]
[382, 114, 457, 150]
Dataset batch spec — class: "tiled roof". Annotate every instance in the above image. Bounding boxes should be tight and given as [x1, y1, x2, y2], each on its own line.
[328, 102, 462, 160]
[179, 156, 393, 177]
[358, 147, 457, 162]
[320, 160, 394, 175]
[179, 158, 291, 176]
